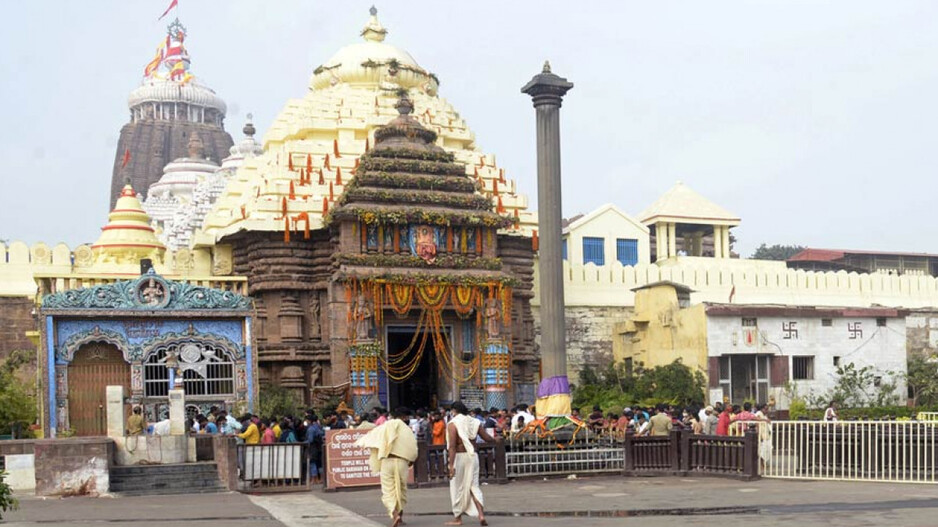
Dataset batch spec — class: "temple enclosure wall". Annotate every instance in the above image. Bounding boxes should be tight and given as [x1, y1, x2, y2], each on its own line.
[533, 260, 938, 309]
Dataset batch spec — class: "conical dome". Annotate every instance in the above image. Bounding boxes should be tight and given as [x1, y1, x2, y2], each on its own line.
[92, 185, 166, 266]
[196, 8, 535, 246]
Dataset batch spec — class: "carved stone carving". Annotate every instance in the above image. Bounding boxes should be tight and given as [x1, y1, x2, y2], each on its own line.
[42, 271, 251, 311]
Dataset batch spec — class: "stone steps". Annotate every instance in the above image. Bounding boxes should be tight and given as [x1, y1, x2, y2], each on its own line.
[110, 462, 226, 496]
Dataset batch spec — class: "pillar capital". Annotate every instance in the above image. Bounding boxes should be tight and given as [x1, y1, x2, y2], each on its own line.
[521, 61, 574, 108]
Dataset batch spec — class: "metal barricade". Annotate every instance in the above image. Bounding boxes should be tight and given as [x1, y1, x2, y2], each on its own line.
[237, 443, 310, 491]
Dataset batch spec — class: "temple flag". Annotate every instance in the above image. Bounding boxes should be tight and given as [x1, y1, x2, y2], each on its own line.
[158, 0, 178, 20]
[169, 61, 186, 80]
[729, 285, 736, 303]
[121, 148, 131, 169]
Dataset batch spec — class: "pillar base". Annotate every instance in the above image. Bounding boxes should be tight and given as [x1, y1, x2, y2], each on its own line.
[534, 375, 572, 417]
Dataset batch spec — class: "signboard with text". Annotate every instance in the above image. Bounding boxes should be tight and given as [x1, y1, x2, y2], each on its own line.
[325, 428, 415, 489]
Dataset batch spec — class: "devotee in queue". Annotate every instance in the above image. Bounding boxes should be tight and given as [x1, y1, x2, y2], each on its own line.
[355, 407, 418, 527]
[447, 401, 494, 526]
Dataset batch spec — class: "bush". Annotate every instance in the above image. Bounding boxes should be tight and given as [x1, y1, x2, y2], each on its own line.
[0, 470, 17, 520]
[788, 399, 807, 420]
[256, 385, 303, 419]
[572, 359, 706, 413]
[0, 351, 37, 436]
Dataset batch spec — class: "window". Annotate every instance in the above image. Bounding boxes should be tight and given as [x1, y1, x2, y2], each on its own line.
[792, 356, 814, 380]
[742, 317, 758, 327]
[624, 357, 633, 376]
[822, 318, 833, 327]
[562, 238, 568, 261]
[833, 356, 841, 367]
[616, 238, 639, 266]
[144, 343, 236, 397]
[582, 237, 605, 265]
[877, 317, 887, 327]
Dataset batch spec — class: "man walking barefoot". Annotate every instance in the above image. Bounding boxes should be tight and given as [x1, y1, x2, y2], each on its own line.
[446, 401, 494, 526]
[355, 407, 418, 527]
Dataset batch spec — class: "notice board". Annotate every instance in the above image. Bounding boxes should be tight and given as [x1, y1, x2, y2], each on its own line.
[325, 428, 415, 489]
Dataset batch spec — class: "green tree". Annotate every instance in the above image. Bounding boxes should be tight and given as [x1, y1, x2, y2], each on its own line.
[750, 243, 805, 261]
[0, 350, 37, 436]
[905, 354, 938, 407]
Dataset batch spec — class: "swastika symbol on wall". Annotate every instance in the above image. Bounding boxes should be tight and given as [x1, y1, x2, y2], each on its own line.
[848, 322, 863, 340]
[782, 321, 799, 340]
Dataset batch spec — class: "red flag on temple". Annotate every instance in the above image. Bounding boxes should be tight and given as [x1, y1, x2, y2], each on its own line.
[334, 139, 342, 158]
[158, 0, 179, 21]
[120, 148, 131, 169]
[288, 155, 294, 172]
[336, 167, 342, 185]
[306, 154, 312, 174]
[289, 181, 296, 200]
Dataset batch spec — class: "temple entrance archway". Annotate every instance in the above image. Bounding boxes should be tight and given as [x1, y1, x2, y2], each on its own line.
[67, 342, 130, 436]
[385, 326, 446, 411]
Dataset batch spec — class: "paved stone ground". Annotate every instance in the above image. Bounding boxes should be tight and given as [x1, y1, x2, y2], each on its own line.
[6, 477, 938, 526]
[2, 491, 284, 527]
[319, 476, 938, 527]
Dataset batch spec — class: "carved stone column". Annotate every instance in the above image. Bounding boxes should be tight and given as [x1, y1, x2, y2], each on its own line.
[522, 61, 573, 417]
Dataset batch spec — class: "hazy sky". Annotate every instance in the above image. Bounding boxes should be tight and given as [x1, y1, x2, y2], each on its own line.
[2, 1, 937, 257]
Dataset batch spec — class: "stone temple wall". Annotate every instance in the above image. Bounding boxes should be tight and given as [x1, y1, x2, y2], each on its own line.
[532, 304, 634, 384]
[0, 296, 37, 381]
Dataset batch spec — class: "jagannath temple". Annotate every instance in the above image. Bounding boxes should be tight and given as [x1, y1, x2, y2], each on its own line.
[191, 8, 539, 411]
[0, 8, 544, 438]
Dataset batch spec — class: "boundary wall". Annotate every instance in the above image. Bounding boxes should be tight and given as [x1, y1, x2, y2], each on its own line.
[534, 260, 938, 309]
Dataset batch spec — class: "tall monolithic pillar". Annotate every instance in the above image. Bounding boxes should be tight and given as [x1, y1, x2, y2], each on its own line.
[522, 62, 573, 418]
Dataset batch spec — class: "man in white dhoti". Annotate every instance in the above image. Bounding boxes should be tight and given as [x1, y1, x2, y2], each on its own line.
[446, 401, 494, 526]
[355, 407, 418, 527]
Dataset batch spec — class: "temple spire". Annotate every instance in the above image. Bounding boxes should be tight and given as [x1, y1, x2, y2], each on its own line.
[361, 6, 388, 42]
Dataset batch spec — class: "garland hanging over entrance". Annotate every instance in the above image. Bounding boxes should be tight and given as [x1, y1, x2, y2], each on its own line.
[344, 278, 511, 384]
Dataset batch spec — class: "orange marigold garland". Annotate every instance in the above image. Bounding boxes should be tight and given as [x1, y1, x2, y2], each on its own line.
[387, 283, 415, 317]
[415, 283, 449, 312]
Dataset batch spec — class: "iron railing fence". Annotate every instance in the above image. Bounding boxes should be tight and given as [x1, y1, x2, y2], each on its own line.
[762, 420, 938, 484]
[506, 431, 625, 478]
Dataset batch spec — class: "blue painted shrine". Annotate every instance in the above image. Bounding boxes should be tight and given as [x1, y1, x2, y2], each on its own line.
[40, 271, 255, 436]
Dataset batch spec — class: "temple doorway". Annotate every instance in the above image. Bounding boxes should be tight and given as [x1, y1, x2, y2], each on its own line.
[385, 326, 445, 411]
[67, 343, 131, 436]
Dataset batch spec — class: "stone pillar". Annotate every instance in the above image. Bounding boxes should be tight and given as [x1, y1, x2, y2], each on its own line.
[169, 388, 186, 436]
[522, 61, 573, 417]
[106, 385, 125, 438]
[722, 227, 731, 258]
[667, 223, 677, 259]
[655, 223, 667, 262]
[713, 226, 723, 258]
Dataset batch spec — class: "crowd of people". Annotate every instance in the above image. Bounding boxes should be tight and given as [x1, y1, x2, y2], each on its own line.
[580, 401, 773, 438]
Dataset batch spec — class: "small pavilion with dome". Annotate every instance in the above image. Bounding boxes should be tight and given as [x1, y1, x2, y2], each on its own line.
[639, 181, 741, 261]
